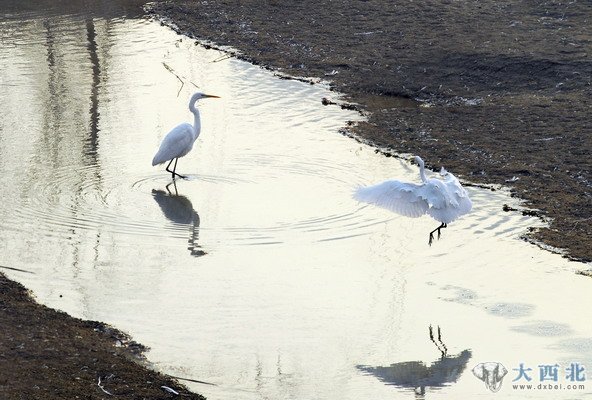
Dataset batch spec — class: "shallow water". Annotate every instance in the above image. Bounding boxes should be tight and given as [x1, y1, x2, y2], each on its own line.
[1, 6, 591, 400]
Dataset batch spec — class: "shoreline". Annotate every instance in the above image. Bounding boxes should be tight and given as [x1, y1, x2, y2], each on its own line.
[1, 1, 590, 397]
[0, 1, 212, 398]
[149, 0, 592, 265]
[0, 272, 205, 399]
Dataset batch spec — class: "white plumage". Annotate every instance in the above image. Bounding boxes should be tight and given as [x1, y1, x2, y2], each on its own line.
[354, 156, 472, 245]
[152, 92, 220, 179]
[152, 123, 195, 166]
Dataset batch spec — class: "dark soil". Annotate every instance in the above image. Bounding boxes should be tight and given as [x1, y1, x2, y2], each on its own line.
[0, 273, 205, 399]
[1, 1, 590, 398]
[149, 0, 592, 264]
[0, 3, 210, 398]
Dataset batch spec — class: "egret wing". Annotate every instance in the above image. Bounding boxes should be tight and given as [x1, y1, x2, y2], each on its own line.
[418, 179, 448, 209]
[445, 172, 472, 215]
[425, 175, 472, 224]
[152, 123, 194, 166]
[354, 180, 429, 218]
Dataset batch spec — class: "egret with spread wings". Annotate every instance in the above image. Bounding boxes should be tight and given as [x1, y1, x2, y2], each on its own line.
[354, 156, 472, 245]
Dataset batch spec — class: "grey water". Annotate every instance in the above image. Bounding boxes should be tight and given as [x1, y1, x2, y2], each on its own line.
[1, 3, 591, 399]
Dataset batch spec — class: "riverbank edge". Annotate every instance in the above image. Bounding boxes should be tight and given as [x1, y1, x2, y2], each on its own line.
[146, 1, 592, 269]
[0, 272, 206, 399]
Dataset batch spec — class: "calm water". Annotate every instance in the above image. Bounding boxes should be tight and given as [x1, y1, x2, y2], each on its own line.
[1, 4, 591, 399]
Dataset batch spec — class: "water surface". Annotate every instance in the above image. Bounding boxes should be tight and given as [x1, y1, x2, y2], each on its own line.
[1, 6, 591, 400]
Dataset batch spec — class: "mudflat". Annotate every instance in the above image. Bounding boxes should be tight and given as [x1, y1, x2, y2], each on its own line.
[2, 1, 207, 396]
[0, 273, 204, 399]
[150, 0, 592, 263]
[1, 1, 590, 398]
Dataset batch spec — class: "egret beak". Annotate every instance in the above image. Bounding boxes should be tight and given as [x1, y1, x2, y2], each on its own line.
[202, 94, 221, 98]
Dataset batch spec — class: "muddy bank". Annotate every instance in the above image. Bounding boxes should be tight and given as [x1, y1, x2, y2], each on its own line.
[149, 0, 592, 263]
[0, 273, 204, 399]
[0, 1, 205, 398]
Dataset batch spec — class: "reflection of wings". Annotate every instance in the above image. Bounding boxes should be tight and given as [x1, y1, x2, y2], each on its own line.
[357, 350, 472, 391]
[152, 189, 195, 224]
[152, 189, 206, 257]
[354, 180, 429, 218]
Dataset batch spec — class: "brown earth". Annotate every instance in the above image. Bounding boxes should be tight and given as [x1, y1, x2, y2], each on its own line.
[149, 0, 592, 265]
[1, 0, 211, 397]
[1, 1, 590, 398]
[0, 272, 205, 399]
[1, 4, 210, 399]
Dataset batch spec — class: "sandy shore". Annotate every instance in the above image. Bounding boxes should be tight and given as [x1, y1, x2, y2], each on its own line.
[149, 0, 592, 264]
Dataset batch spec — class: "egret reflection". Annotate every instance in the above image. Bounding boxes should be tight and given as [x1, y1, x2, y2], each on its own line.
[357, 350, 472, 398]
[152, 182, 205, 257]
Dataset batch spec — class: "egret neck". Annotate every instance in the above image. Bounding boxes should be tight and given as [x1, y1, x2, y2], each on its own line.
[189, 95, 202, 141]
[415, 156, 427, 183]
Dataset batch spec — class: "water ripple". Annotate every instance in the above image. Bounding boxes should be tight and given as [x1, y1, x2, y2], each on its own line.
[7, 157, 389, 249]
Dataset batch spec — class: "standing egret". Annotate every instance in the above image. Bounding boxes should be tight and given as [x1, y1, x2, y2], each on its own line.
[354, 156, 472, 245]
[152, 92, 220, 179]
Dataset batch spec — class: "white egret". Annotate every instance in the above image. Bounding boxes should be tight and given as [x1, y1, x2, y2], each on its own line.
[354, 156, 472, 245]
[152, 92, 220, 179]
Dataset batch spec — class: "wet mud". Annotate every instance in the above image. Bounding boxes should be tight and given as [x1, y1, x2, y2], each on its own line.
[149, 0, 592, 263]
[0, 273, 204, 399]
[1, 0, 590, 398]
[0, 3, 206, 398]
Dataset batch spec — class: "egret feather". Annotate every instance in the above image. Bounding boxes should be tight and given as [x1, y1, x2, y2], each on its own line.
[354, 156, 472, 245]
[152, 92, 220, 179]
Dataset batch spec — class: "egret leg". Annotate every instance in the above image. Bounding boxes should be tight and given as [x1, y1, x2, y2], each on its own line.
[166, 158, 187, 180]
[437, 223, 448, 240]
[428, 222, 447, 246]
[165, 159, 174, 177]
[165, 180, 178, 196]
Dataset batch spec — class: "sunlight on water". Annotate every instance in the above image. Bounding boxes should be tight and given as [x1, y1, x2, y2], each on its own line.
[0, 8, 591, 400]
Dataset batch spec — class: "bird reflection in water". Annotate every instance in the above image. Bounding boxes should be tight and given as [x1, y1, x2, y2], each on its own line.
[357, 327, 471, 398]
[152, 181, 206, 257]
